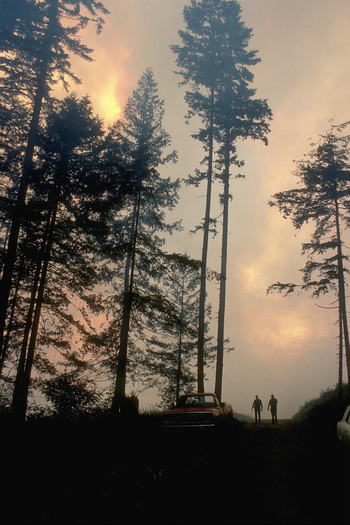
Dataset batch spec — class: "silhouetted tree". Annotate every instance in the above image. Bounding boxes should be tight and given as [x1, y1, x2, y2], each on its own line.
[142, 253, 217, 407]
[268, 122, 350, 390]
[41, 371, 100, 419]
[213, 40, 272, 401]
[9, 94, 106, 420]
[0, 0, 109, 373]
[172, 0, 272, 399]
[171, 0, 222, 392]
[107, 69, 180, 415]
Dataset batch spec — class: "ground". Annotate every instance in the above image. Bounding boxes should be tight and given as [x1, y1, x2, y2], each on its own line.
[1, 415, 349, 524]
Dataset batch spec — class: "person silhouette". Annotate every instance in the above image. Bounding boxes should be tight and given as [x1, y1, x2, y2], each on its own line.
[251, 395, 263, 423]
[267, 394, 278, 424]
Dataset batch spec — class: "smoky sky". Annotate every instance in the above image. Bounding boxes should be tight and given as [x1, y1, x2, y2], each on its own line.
[60, 0, 350, 417]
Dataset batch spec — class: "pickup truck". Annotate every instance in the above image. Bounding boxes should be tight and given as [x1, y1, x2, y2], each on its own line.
[163, 392, 234, 429]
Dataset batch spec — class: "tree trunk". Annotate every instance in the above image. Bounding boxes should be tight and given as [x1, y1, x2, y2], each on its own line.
[11, 209, 55, 413]
[11, 166, 62, 421]
[338, 296, 343, 399]
[197, 86, 215, 393]
[11, 256, 43, 418]
[18, 219, 55, 421]
[176, 274, 185, 401]
[112, 192, 140, 414]
[335, 197, 350, 385]
[0, 260, 24, 375]
[215, 129, 230, 402]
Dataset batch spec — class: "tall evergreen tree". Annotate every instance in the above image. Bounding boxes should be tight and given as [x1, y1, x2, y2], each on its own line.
[107, 68, 180, 414]
[172, 0, 272, 397]
[268, 122, 350, 391]
[213, 34, 272, 401]
[171, 0, 222, 392]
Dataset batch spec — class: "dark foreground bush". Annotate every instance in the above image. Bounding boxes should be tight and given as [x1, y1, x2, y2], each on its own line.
[292, 385, 350, 434]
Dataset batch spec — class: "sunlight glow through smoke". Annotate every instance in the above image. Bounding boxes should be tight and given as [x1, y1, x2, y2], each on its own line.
[99, 81, 122, 123]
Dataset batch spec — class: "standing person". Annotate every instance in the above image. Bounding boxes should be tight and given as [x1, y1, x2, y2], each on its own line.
[267, 394, 278, 424]
[251, 395, 263, 423]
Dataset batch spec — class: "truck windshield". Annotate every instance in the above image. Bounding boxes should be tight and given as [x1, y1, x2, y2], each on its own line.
[177, 395, 216, 407]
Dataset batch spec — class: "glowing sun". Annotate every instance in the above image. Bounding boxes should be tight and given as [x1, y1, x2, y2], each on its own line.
[99, 80, 122, 123]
